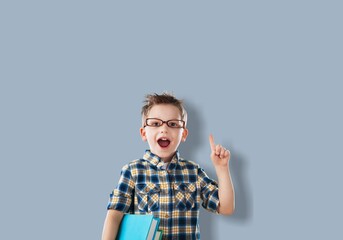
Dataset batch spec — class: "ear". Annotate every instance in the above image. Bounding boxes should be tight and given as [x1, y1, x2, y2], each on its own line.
[181, 128, 188, 142]
[140, 127, 147, 141]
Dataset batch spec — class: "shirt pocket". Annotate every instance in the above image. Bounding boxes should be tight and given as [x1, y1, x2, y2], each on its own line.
[135, 183, 160, 212]
[173, 182, 197, 211]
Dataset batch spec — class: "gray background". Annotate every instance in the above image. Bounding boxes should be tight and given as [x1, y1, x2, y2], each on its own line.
[1, 1, 342, 239]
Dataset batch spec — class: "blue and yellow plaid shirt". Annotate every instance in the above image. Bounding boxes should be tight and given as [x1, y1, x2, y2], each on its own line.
[107, 150, 220, 240]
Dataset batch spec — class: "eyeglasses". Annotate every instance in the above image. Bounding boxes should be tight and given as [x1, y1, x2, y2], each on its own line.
[144, 118, 185, 129]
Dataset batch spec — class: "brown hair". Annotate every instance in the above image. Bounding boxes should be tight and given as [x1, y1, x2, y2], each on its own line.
[141, 92, 187, 122]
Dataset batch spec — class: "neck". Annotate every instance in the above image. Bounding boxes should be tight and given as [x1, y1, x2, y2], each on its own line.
[161, 155, 173, 163]
[160, 151, 176, 163]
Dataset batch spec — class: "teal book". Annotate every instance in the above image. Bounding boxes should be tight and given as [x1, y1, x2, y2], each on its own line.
[116, 214, 160, 240]
[154, 230, 163, 240]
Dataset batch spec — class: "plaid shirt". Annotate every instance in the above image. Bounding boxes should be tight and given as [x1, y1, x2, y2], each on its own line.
[107, 150, 220, 240]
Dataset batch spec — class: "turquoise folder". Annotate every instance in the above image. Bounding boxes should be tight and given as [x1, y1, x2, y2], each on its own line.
[116, 214, 160, 240]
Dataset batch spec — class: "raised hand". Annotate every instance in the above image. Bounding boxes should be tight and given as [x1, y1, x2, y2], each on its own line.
[209, 134, 230, 168]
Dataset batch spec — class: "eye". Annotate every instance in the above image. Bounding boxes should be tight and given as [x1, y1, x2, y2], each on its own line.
[168, 121, 182, 128]
[151, 121, 161, 126]
[147, 119, 162, 127]
[169, 122, 177, 127]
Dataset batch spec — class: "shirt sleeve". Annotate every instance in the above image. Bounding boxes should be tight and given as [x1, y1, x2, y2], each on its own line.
[107, 164, 135, 213]
[198, 166, 220, 214]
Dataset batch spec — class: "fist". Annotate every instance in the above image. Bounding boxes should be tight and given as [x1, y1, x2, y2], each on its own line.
[209, 134, 230, 167]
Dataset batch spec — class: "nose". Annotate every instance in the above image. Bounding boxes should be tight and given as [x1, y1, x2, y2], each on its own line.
[160, 122, 168, 132]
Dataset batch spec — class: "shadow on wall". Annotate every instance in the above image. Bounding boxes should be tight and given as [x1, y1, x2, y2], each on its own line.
[179, 101, 253, 239]
[226, 149, 253, 225]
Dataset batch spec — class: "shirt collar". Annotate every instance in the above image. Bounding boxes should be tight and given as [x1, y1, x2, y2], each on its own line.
[143, 150, 180, 170]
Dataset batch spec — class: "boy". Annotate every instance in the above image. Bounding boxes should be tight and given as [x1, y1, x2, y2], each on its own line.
[102, 93, 235, 240]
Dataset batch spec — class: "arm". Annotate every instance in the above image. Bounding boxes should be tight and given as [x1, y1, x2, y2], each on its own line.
[102, 164, 134, 239]
[209, 134, 235, 215]
[101, 209, 124, 240]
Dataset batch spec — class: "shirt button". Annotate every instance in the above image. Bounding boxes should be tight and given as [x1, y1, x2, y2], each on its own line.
[164, 213, 169, 218]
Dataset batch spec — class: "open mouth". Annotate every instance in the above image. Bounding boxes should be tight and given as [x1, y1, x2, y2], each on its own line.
[157, 138, 171, 148]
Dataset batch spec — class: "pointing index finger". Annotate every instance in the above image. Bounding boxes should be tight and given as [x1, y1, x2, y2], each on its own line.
[209, 134, 215, 152]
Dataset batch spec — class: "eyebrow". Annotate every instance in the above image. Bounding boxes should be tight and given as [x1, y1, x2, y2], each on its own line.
[148, 117, 182, 120]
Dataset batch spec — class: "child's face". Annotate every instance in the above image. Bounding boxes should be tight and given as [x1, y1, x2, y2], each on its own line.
[140, 104, 188, 162]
